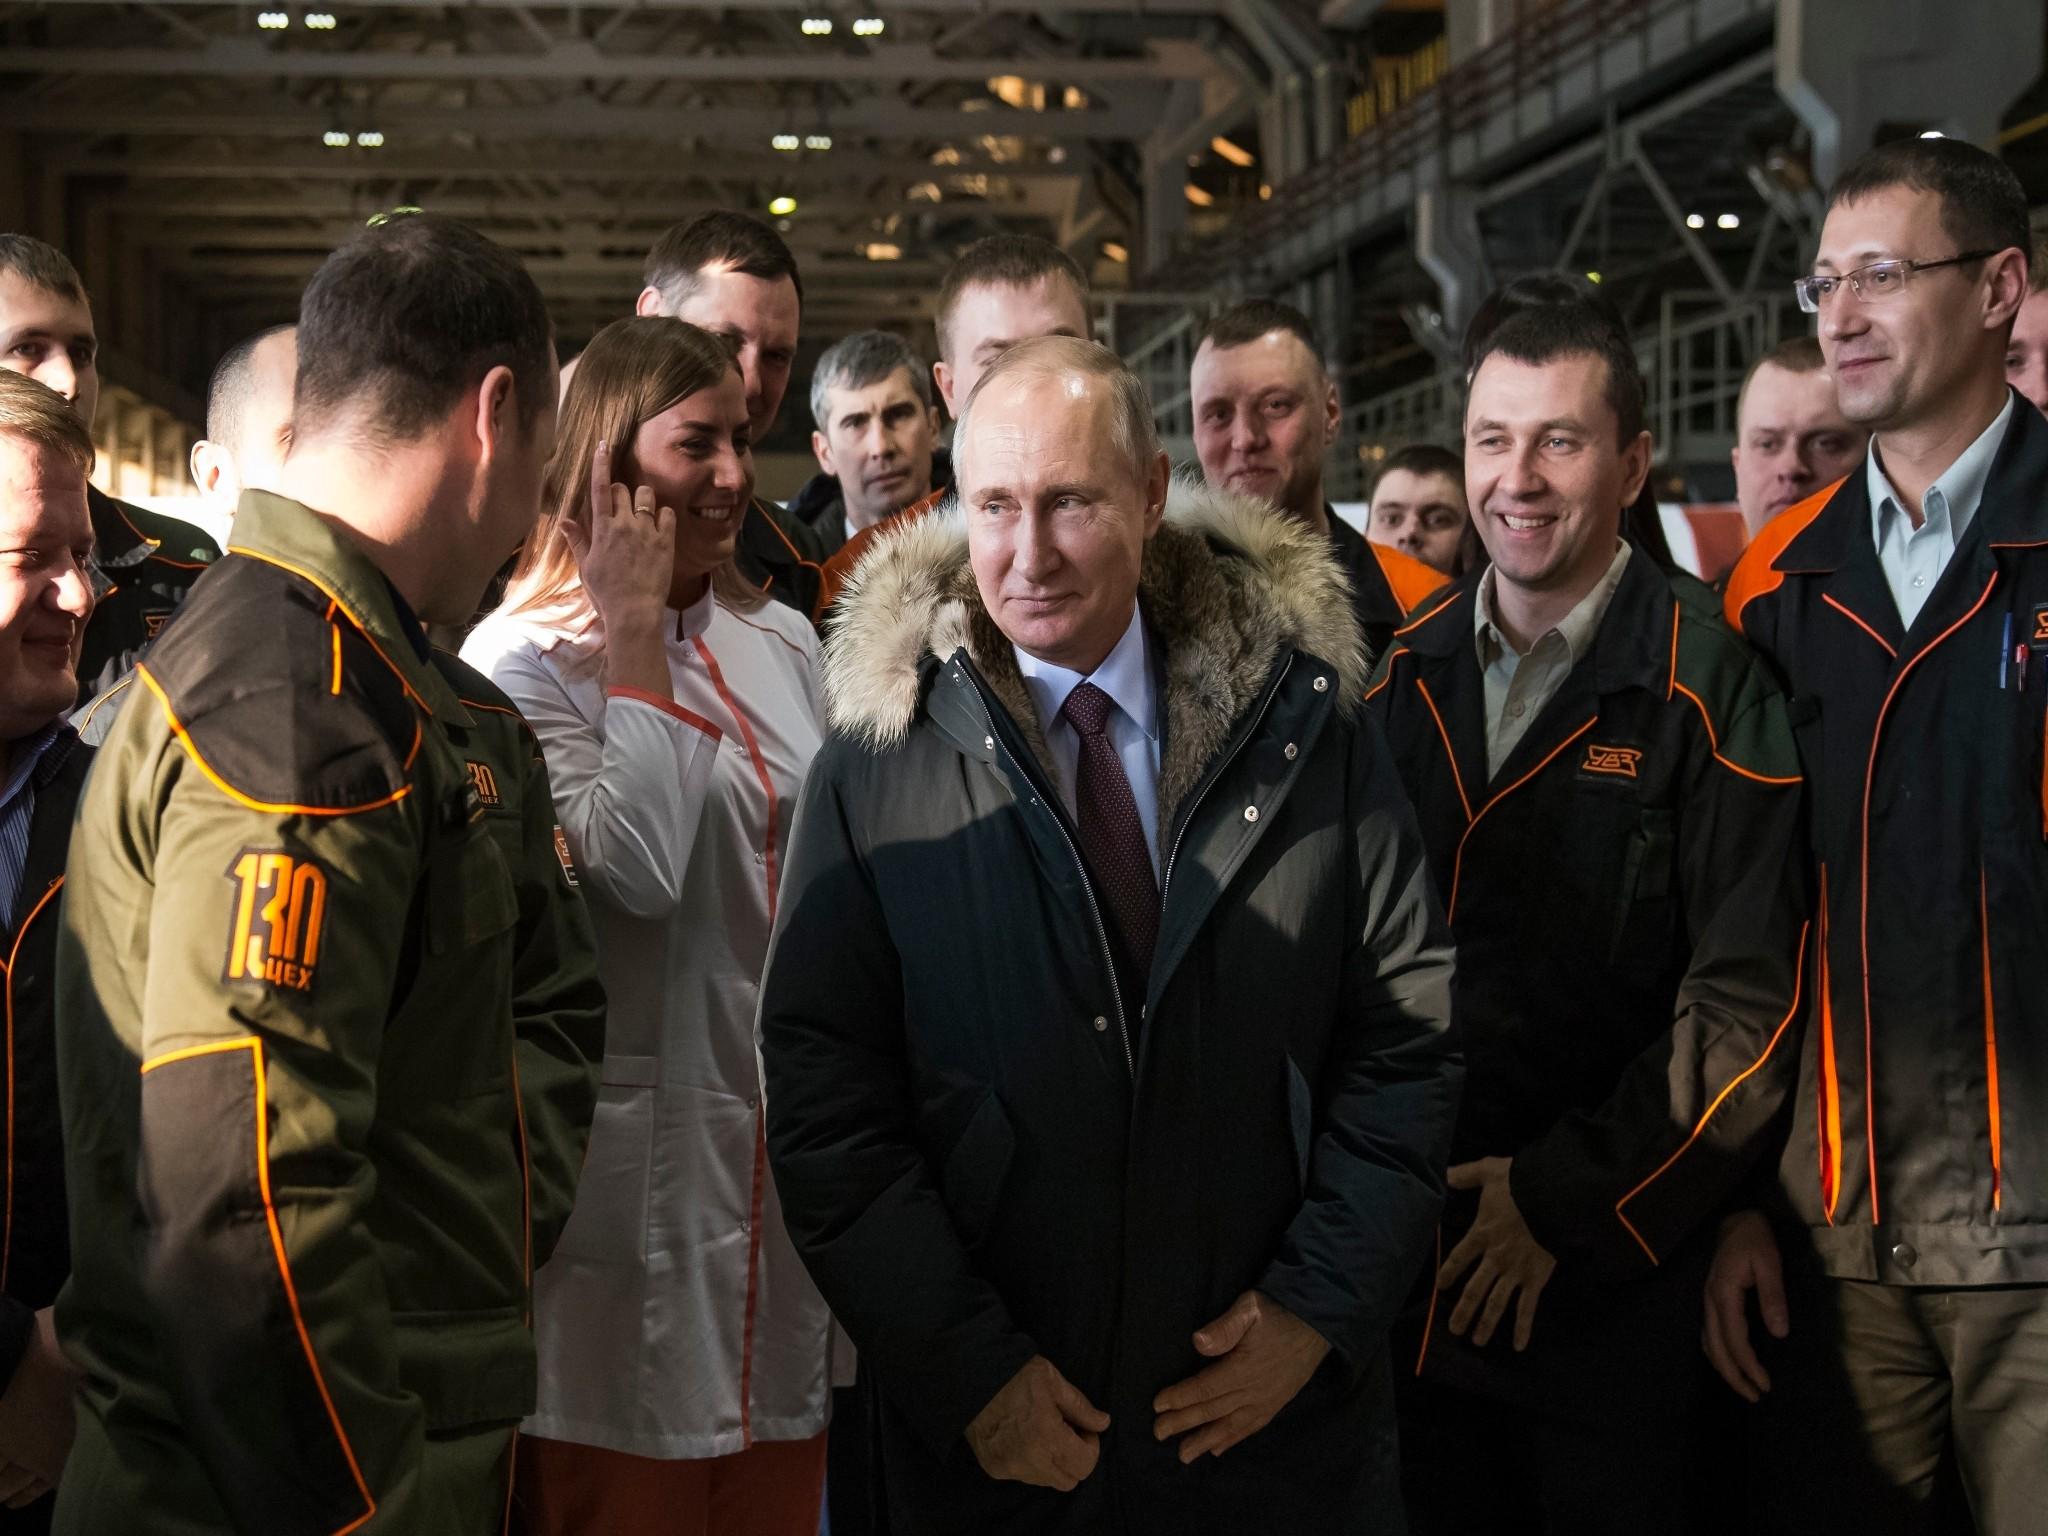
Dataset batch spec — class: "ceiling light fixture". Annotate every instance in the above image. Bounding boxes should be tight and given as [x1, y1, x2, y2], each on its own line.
[304, 11, 336, 27]
[769, 195, 798, 216]
[801, 17, 833, 35]
[1685, 212, 1706, 230]
[257, 11, 289, 27]
[1184, 183, 1215, 208]
[1210, 135, 1255, 168]
[772, 133, 800, 151]
[852, 17, 885, 35]
[864, 242, 902, 261]
[1102, 241, 1128, 263]
[1717, 212, 1741, 230]
[356, 129, 383, 147]
[322, 128, 351, 148]
[805, 133, 832, 150]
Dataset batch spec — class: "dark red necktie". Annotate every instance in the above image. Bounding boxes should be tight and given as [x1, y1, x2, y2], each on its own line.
[1060, 681, 1159, 978]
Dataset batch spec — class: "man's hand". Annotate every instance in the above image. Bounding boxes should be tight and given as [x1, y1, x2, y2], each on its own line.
[965, 1356, 1110, 1492]
[1702, 1208, 1789, 1403]
[0, 1308, 77, 1505]
[1437, 1158, 1557, 1351]
[1151, 1291, 1331, 1464]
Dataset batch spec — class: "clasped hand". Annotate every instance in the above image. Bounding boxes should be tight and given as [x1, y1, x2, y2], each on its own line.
[965, 1291, 1330, 1491]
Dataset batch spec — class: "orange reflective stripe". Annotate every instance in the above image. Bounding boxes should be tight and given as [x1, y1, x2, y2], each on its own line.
[1394, 587, 1461, 638]
[1818, 865, 1841, 1223]
[329, 623, 343, 696]
[1413, 677, 1471, 822]
[226, 545, 430, 712]
[1857, 573, 1999, 1225]
[1670, 680, 1802, 786]
[1821, 594, 1897, 659]
[138, 664, 416, 817]
[1363, 648, 1407, 703]
[2, 878, 63, 1294]
[1414, 1225, 1441, 1377]
[1447, 718, 1597, 921]
[1980, 867, 2003, 1212]
[140, 1037, 378, 1531]
[1615, 920, 1812, 1265]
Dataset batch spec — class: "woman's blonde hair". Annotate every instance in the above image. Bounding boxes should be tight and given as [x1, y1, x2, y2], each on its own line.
[493, 315, 764, 632]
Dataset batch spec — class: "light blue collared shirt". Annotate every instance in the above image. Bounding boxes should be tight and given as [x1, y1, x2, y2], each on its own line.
[1014, 605, 1163, 878]
[1868, 393, 2015, 629]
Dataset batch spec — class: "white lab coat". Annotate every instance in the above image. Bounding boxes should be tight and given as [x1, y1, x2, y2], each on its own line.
[464, 585, 832, 1460]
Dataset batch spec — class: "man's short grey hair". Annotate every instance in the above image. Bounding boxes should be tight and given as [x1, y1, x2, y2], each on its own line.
[953, 336, 1160, 488]
[808, 329, 931, 431]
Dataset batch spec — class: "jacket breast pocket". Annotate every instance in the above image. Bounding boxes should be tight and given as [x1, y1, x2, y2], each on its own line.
[939, 1092, 1016, 1252]
[1608, 806, 1678, 969]
[551, 1054, 658, 1266]
[428, 822, 519, 956]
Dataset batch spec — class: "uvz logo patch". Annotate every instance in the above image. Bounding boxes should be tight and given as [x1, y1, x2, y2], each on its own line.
[224, 850, 328, 992]
[142, 610, 172, 639]
[1581, 744, 1644, 779]
[2031, 605, 2048, 644]
[467, 760, 502, 810]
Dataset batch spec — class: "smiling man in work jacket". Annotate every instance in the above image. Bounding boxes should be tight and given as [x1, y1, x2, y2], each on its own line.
[1715, 138, 2048, 1534]
[759, 337, 1459, 1536]
[1368, 298, 1808, 1533]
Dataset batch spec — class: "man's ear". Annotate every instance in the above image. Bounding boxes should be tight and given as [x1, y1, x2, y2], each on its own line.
[1622, 429, 1654, 508]
[933, 359, 956, 419]
[634, 286, 666, 319]
[1142, 449, 1171, 537]
[189, 440, 224, 498]
[1985, 247, 2030, 331]
[812, 429, 836, 477]
[473, 364, 517, 464]
[1323, 377, 1341, 439]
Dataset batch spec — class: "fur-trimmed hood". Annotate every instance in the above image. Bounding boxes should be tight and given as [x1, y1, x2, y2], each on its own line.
[823, 477, 1368, 825]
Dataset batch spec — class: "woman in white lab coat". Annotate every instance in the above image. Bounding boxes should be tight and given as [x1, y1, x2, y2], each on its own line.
[465, 317, 831, 1535]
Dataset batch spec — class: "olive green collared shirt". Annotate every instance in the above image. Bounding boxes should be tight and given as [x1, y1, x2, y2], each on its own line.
[1473, 540, 1632, 777]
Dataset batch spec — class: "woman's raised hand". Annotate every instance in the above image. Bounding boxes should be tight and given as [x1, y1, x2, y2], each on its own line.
[564, 439, 675, 633]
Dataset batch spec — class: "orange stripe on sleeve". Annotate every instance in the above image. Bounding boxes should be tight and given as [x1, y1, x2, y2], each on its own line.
[1614, 920, 1811, 1264]
[140, 1038, 378, 1532]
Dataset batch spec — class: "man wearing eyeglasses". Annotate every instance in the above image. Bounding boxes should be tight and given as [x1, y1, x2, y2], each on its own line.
[1720, 136, 2048, 1534]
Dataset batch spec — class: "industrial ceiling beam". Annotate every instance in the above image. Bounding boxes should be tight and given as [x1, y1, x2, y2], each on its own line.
[5, 38, 1222, 84]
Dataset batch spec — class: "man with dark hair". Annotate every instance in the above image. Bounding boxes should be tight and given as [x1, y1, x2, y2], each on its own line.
[1731, 337, 1866, 538]
[636, 212, 825, 614]
[1368, 443, 1473, 577]
[1718, 135, 2045, 1535]
[188, 322, 296, 521]
[0, 233, 219, 697]
[1369, 297, 1807, 1534]
[2006, 235, 2048, 416]
[788, 329, 945, 558]
[811, 234, 1093, 621]
[54, 213, 604, 1536]
[1190, 298, 1443, 662]
[0, 371, 98, 1532]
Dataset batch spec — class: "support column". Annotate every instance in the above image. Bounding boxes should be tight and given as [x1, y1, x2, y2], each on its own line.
[1413, 178, 1490, 367]
[1778, 0, 2046, 185]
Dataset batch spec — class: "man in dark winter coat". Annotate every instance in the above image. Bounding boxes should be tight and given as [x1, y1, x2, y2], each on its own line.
[760, 337, 1460, 1536]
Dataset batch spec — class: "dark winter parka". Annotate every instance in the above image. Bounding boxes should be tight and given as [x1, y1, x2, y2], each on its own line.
[759, 481, 1460, 1536]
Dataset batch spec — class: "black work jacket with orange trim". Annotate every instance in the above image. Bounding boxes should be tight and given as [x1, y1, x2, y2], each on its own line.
[1725, 391, 2048, 1287]
[0, 728, 87, 1398]
[55, 491, 604, 1533]
[77, 486, 220, 703]
[1368, 546, 1809, 1277]
[738, 493, 829, 625]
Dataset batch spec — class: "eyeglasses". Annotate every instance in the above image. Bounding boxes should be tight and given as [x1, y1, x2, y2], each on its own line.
[1794, 251, 1999, 314]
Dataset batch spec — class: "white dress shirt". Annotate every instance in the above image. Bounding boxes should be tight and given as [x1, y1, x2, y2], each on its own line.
[1014, 604, 1163, 877]
[1869, 393, 2014, 629]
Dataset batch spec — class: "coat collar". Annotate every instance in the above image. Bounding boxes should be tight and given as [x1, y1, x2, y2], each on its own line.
[1777, 388, 2048, 574]
[823, 477, 1368, 819]
[227, 490, 465, 723]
